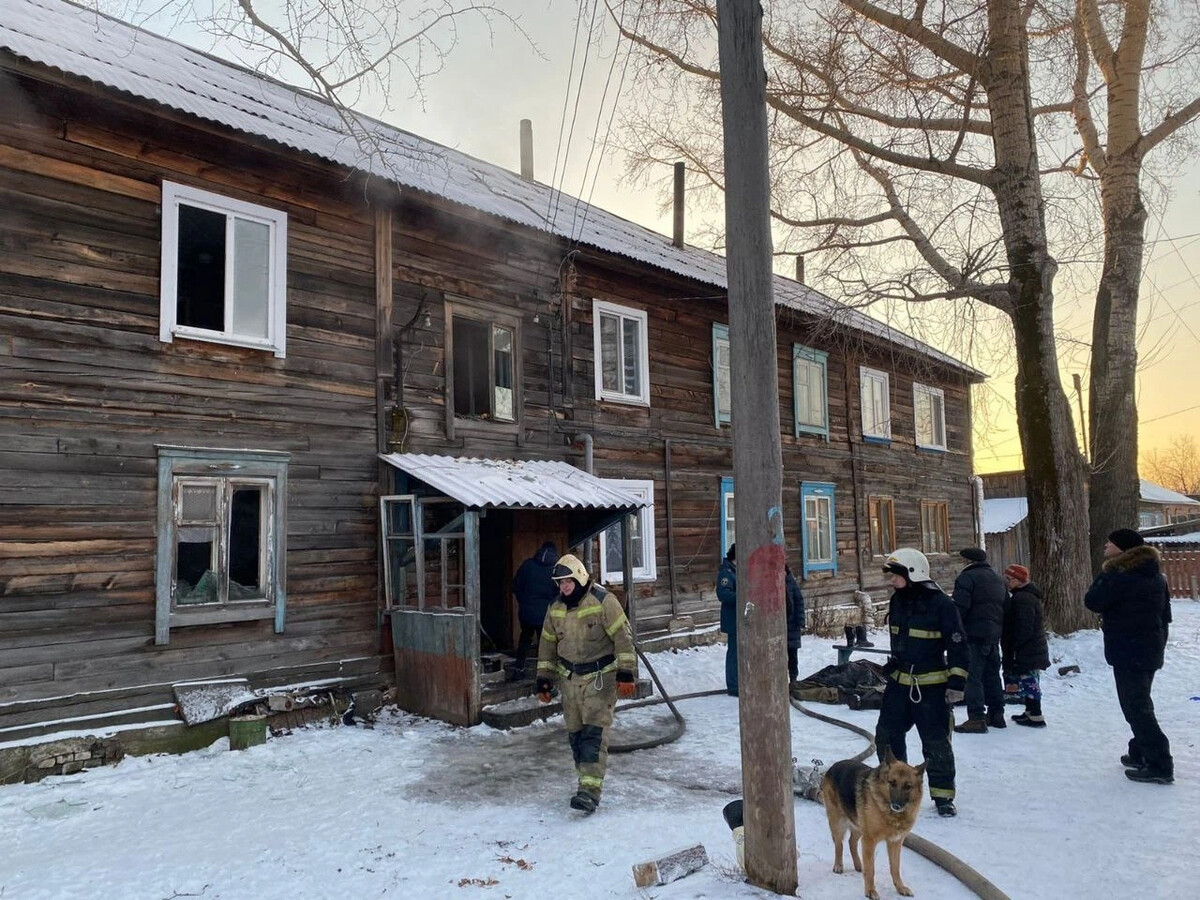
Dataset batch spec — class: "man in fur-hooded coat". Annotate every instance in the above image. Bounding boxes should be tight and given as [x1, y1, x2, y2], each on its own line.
[1084, 529, 1173, 784]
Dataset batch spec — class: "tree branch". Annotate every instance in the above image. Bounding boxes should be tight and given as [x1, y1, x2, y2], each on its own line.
[1140, 94, 1200, 154]
[840, 0, 981, 74]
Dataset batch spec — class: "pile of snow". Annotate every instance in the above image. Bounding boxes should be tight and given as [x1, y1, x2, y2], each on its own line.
[2, 604, 1197, 899]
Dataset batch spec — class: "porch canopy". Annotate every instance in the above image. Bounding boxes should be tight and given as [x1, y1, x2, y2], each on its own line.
[378, 453, 647, 547]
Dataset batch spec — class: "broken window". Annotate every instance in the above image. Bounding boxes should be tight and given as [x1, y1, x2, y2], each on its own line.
[160, 182, 288, 357]
[380, 496, 467, 611]
[451, 317, 514, 421]
[155, 448, 288, 644]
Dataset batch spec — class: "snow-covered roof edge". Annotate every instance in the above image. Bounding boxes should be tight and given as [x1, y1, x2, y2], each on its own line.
[0, 0, 984, 381]
[1139, 479, 1200, 506]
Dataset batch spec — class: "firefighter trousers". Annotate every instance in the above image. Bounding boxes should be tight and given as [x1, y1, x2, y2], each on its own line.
[875, 679, 956, 801]
[562, 669, 617, 799]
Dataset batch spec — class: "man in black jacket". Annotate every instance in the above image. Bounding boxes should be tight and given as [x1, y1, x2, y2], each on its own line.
[508, 541, 558, 681]
[1084, 528, 1174, 785]
[875, 548, 970, 817]
[952, 547, 1009, 733]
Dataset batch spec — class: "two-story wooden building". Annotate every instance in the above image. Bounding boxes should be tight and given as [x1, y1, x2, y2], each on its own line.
[0, 0, 984, 738]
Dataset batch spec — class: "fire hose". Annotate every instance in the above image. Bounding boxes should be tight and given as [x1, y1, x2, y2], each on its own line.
[606, 643, 1011, 900]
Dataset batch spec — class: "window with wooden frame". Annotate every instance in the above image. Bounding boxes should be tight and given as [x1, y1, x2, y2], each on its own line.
[598, 480, 656, 583]
[913, 383, 948, 450]
[801, 482, 837, 576]
[713, 323, 731, 426]
[444, 299, 521, 433]
[868, 496, 896, 557]
[859, 366, 891, 441]
[380, 496, 469, 611]
[155, 447, 288, 644]
[920, 500, 951, 554]
[793, 345, 829, 438]
[159, 182, 288, 357]
[593, 299, 650, 405]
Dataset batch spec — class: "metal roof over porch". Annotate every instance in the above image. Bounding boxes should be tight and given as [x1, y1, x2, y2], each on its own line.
[378, 453, 647, 511]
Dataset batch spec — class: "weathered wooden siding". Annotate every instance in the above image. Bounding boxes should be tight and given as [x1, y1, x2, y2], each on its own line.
[0, 74, 388, 730]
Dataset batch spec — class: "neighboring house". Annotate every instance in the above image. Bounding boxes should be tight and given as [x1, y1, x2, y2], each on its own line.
[0, 0, 983, 734]
[981, 472, 1200, 572]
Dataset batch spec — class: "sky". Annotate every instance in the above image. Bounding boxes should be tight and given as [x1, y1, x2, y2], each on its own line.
[109, 0, 1200, 477]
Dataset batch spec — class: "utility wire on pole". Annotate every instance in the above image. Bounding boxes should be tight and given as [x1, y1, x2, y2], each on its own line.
[716, 1, 797, 894]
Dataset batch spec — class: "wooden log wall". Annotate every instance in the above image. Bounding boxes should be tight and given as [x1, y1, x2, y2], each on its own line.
[0, 74, 388, 731]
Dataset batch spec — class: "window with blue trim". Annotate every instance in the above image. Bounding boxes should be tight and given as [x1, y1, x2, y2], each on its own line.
[713, 324, 731, 426]
[720, 476, 735, 554]
[793, 345, 828, 438]
[800, 482, 837, 576]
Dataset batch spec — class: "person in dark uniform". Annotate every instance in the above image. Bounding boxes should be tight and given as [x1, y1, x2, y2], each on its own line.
[717, 543, 738, 695]
[875, 548, 969, 817]
[785, 563, 806, 685]
[508, 541, 558, 681]
[1085, 528, 1174, 785]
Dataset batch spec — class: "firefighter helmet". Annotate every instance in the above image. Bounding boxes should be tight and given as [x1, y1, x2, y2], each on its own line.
[551, 553, 589, 584]
[882, 548, 931, 583]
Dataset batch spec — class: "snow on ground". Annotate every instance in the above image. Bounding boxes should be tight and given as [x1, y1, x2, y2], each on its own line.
[2, 602, 1197, 900]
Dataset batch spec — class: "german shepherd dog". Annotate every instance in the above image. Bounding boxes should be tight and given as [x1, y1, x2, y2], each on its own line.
[821, 748, 926, 899]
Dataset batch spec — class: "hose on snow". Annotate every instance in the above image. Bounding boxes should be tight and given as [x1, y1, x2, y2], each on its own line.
[604, 641, 1011, 900]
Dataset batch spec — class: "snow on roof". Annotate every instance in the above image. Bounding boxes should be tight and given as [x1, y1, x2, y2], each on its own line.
[1146, 531, 1200, 545]
[379, 454, 647, 511]
[0, 0, 984, 380]
[983, 496, 1028, 534]
[1139, 479, 1200, 506]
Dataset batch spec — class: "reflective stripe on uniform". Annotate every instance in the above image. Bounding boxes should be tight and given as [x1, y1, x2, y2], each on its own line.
[890, 669, 949, 686]
[890, 625, 942, 639]
[929, 786, 955, 799]
[579, 774, 604, 790]
[605, 613, 629, 637]
[948, 666, 969, 680]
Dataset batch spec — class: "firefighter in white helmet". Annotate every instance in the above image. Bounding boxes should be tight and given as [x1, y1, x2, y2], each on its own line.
[876, 548, 969, 817]
[536, 553, 637, 814]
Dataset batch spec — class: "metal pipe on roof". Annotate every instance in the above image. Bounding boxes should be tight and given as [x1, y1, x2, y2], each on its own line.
[673, 162, 685, 248]
[520, 119, 534, 181]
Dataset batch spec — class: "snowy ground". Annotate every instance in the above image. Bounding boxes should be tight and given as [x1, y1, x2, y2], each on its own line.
[2, 602, 1197, 900]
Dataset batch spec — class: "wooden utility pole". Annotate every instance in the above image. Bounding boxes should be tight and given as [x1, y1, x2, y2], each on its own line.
[716, 1, 797, 894]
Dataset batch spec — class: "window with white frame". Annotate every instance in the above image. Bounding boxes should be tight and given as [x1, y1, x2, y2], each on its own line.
[913, 383, 947, 450]
[155, 447, 288, 644]
[593, 299, 650, 405]
[713, 323, 731, 426]
[793, 346, 829, 438]
[599, 480, 656, 583]
[859, 367, 891, 440]
[801, 482, 837, 576]
[720, 476, 735, 554]
[159, 182, 288, 357]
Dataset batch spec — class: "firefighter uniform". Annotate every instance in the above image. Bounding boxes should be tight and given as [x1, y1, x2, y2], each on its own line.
[537, 561, 636, 811]
[876, 571, 969, 806]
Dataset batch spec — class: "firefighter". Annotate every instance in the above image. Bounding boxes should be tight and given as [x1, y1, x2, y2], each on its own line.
[875, 548, 969, 817]
[536, 553, 637, 814]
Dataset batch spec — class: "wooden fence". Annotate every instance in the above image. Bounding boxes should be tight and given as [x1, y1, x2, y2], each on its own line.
[1159, 549, 1200, 599]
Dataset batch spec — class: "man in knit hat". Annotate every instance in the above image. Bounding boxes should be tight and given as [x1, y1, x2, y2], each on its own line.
[951, 547, 1009, 733]
[1084, 528, 1174, 784]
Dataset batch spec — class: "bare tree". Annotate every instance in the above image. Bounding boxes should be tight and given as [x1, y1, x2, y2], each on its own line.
[1058, 0, 1200, 567]
[608, 0, 1096, 630]
[1142, 435, 1200, 495]
[99, 0, 533, 174]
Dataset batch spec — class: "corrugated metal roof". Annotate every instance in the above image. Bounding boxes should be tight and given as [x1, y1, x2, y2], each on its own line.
[379, 454, 647, 511]
[0, 0, 985, 381]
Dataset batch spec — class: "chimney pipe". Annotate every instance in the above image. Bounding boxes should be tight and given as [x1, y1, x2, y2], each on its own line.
[672, 161, 685, 248]
[795, 254, 805, 285]
[519, 119, 534, 181]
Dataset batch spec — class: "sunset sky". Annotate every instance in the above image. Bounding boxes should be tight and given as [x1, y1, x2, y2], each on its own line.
[121, 0, 1200, 477]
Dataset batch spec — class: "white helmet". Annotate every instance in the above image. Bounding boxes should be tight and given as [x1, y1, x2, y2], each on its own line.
[551, 553, 590, 584]
[882, 548, 931, 583]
